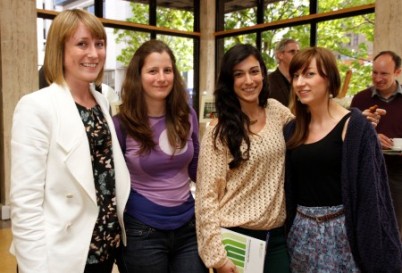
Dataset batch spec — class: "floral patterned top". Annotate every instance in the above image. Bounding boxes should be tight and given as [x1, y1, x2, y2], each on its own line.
[76, 103, 120, 264]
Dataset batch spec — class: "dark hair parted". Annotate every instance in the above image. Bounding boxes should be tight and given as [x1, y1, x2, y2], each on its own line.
[287, 47, 341, 149]
[213, 44, 269, 169]
[118, 39, 190, 154]
[374, 50, 402, 70]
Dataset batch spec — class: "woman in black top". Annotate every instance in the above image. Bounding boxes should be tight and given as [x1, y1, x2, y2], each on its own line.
[284, 47, 402, 273]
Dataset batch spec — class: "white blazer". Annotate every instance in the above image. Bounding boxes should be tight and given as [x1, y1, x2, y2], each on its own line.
[10, 83, 130, 273]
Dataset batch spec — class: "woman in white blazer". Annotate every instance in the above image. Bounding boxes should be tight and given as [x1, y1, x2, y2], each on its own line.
[10, 9, 130, 273]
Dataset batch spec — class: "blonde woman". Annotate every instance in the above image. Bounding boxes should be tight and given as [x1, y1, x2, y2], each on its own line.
[10, 9, 130, 273]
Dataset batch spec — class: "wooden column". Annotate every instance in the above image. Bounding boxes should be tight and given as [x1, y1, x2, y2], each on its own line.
[0, 0, 38, 207]
[374, 0, 402, 81]
[199, 0, 216, 137]
[199, 0, 216, 96]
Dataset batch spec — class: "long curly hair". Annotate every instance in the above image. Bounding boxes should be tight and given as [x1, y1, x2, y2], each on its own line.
[213, 44, 269, 169]
[118, 40, 190, 154]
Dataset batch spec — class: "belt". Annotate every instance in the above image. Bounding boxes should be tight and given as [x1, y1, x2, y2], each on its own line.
[297, 209, 345, 223]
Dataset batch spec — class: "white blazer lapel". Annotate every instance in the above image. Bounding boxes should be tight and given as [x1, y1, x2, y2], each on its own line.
[53, 84, 97, 204]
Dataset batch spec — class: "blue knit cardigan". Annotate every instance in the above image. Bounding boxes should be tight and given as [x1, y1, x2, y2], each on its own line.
[284, 108, 402, 273]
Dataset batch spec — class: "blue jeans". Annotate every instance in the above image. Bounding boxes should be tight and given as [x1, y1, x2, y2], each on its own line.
[118, 213, 208, 273]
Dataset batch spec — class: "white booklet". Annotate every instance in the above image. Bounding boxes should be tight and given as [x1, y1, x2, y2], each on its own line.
[221, 228, 267, 273]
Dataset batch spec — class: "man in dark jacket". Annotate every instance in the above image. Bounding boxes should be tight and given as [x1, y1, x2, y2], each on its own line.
[267, 38, 300, 107]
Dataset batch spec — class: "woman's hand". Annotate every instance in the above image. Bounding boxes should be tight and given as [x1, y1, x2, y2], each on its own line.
[216, 259, 239, 273]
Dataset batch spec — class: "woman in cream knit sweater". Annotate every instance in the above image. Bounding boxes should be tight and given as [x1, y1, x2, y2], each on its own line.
[195, 44, 293, 273]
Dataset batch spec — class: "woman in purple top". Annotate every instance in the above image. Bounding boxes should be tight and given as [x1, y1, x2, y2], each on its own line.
[113, 40, 206, 273]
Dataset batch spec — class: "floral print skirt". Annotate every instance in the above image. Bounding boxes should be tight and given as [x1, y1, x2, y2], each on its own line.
[287, 205, 360, 273]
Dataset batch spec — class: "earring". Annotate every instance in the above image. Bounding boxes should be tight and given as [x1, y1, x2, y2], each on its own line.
[329, 94, 333, 99]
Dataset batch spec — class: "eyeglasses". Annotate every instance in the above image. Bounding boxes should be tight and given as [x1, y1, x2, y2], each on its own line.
[284, 49, 299, 55]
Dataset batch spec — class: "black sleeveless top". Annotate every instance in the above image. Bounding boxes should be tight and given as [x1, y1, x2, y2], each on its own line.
[289, 113, 351, 207]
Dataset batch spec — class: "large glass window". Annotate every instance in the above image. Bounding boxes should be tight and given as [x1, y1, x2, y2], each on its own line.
[318, 0, 375, 13]
[36, 18, 52, 67]
[223, 3, 257, 30]
[216, 0, 375, 97]
[264, 0, 310, 22]
[109, 28, 151, 93]
[157, 35, 195, 106]
[105, 1, 149, 23]
[317, 14, 375, 95]
[40, 0, 96, 12]
[113, 29, 151, 67]
[156, 1, 194, 31]
[262, 25, 310, 71]
[223, 34, 257, 50]
[36, 0, 200, 109]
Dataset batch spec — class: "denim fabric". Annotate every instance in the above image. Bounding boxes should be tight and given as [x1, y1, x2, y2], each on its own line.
[118, 213, 208, 273]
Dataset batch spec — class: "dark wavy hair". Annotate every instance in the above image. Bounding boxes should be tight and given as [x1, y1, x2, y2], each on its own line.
[213, 44, 269, 169]
[118, 40, 190, 154]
